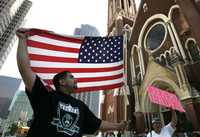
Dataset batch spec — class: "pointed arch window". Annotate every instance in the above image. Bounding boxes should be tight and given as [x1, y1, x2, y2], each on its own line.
[121, 0, 124, 9]
[160, 55, 166, 66]
[186, 39, 200, 62]
[165, 52, 171, 66]
[128, 0, 131, 8]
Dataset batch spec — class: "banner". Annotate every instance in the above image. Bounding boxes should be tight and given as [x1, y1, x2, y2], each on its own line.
[147, 85, 185, 112]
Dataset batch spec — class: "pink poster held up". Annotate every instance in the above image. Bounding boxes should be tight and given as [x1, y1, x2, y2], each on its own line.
[147, 85, 185, 112]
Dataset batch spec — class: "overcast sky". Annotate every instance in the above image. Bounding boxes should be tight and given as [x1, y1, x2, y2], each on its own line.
[24, 0, 108, 35]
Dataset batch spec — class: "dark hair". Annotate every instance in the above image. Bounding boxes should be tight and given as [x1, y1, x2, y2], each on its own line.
[53, 71, 71, 91]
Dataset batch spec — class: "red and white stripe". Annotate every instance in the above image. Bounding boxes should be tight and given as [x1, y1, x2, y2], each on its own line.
[27, 32, 124, 92]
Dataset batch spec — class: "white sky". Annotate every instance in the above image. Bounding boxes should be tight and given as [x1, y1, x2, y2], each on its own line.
[24, 0, 108, 36]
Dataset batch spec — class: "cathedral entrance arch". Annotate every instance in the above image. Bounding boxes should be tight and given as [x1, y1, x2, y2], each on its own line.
[140, 78, 180, 113]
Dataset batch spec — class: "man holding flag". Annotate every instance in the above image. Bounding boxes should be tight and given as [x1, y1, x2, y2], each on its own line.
[16, 28, 128, 137]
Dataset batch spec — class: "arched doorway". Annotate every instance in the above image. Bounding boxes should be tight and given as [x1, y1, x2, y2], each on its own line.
[141, 80, 193, 134]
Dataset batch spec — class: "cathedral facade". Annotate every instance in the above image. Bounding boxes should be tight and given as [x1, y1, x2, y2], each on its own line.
[100, 0, 136, 131]
[101, 0, 200, 134]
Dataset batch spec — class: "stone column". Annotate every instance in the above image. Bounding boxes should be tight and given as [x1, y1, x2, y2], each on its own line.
[182, 98, 200, 130]
[170, 52, 200, 130]
[170, 53, 191, 99]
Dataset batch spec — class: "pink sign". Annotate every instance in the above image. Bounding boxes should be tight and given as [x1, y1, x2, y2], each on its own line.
[147, 85, 185, 112]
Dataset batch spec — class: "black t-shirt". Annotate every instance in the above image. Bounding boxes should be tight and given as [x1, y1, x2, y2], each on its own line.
[25, 76, 101, 137]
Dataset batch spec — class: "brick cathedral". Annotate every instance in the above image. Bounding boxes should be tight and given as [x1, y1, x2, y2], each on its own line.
[100, 0, 200, 134]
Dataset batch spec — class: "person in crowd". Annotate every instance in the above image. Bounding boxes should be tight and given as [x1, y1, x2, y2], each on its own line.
[147, 110, 177, 137]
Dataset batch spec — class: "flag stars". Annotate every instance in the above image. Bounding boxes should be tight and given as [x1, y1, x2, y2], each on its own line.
[79, 36, 123, 63]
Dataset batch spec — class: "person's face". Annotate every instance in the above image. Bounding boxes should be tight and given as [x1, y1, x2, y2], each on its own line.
[152, 122, 162, 133]
[59, 73, 77, 93]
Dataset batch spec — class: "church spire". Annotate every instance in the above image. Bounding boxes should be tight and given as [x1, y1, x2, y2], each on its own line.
[108, 0, 137, 35]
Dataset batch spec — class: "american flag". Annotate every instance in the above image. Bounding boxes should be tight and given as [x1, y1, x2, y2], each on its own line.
[26, 29, 124, 92]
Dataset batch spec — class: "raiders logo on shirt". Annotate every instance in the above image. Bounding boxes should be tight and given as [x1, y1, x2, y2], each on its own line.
[51, 102, 80, 136]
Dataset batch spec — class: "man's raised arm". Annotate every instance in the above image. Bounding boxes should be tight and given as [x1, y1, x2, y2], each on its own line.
[16, 28, 36, 92]
[170, 110, 177, 129]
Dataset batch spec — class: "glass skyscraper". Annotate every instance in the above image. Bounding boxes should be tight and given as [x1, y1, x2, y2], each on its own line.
[73, 24, 100, 36]
[0, 0, 32, 69]
[8, 90, 33, 124]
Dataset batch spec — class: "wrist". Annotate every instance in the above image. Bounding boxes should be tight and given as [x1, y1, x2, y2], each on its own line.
[118, 121, 127, 130]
